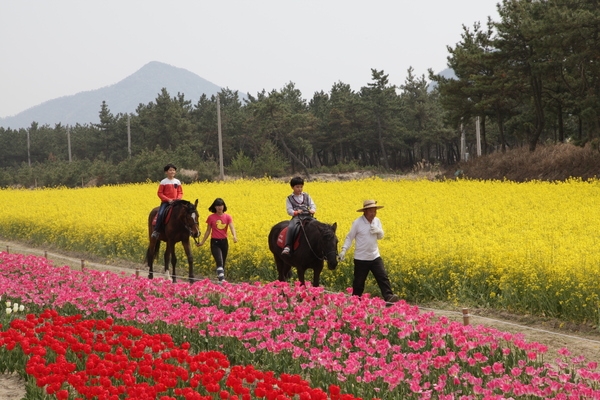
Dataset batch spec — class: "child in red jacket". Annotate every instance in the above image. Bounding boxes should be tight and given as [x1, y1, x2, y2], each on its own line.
[151, 163, 183, 239]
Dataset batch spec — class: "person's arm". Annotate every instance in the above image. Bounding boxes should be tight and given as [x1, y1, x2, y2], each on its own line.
[286, 196, 296, 217]
[157, 183, 169, 202]
[229, 219, 238, 243]
[370, 218, 384, 240]
[307, 193, 316, 214]
[176, 181, 183, 199]
[198, 223, 211, 246]
[339, 221, 357, 261]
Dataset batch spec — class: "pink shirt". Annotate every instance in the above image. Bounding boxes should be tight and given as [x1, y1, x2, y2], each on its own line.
[206, 213, 233, 239]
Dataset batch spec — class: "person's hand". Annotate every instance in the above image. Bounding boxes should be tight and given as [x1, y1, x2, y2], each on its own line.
[338, 249, 346, 262]
[196, 241, 204, 247]
[309, 210, 315, 214]
[370, 225, 383, 235]
[233, 237, 238, 243]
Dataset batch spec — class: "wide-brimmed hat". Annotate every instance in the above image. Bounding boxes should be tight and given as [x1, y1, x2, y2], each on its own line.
[357, 200, 384, 212]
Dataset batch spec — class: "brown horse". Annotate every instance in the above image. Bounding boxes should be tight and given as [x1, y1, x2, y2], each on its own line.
[146, 199, 200, 283]
[268, 218, 339, 287]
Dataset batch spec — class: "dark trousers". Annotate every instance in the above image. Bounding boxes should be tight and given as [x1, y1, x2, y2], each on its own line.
[352, 257, 394, 299]
[284, 216, 301, 248]
[154, 202, 169, 232]
[210, 238, 229, 268]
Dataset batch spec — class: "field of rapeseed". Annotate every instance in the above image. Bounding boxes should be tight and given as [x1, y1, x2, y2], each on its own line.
[1, 178, 600, 322]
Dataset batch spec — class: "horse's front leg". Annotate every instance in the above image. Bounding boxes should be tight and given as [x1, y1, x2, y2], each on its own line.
[312, 262, 324, 287]
[171, 251, 178, 283]
[297, 267, 306, 286]
[182, 239, 195, 283]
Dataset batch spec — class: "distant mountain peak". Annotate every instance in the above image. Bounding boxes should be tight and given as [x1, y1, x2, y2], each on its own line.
[0, 61, 232, 130]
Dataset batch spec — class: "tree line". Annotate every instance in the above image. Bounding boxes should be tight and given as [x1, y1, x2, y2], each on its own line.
[1, 0, 599, 187]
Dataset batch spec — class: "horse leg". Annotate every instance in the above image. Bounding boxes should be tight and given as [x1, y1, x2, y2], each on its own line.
[147, 245, 154, 279]
[164, 242, 175, 281]
[181, 239, 195, 283]
[171, 250, 178, 283]
[275, 256, 289, 282]
[312, 263, 324, 287]
[147, 239, 160, 279]
[297, 267, 306, 286]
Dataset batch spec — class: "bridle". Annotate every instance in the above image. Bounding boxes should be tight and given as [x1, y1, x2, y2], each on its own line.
[176, 202, 200, 245]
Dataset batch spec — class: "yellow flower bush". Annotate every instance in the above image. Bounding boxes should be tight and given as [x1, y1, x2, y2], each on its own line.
[1, 177, 600, 322]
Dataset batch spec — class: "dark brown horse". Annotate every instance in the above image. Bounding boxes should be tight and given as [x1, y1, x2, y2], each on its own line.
[146, 199, 200, 283]
[268, 218, 339, 287]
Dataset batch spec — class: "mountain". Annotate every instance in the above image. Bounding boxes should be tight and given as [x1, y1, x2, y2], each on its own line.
[0, 61, 242, 130]
[427, 68, 456, 92]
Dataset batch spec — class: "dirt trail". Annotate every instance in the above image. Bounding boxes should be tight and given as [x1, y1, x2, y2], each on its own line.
[2, 238, 600, 396]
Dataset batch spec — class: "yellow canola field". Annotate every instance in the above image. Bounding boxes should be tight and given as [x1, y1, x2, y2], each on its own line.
[1, 178, 600, 322]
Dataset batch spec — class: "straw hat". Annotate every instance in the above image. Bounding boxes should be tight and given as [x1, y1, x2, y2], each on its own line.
[356, 200, 384, 212]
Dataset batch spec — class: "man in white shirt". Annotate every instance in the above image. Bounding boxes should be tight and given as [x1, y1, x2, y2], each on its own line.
[339, 200, 399, 303]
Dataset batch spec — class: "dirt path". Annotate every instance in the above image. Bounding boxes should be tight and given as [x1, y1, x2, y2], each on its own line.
[2, 238, 600, 396]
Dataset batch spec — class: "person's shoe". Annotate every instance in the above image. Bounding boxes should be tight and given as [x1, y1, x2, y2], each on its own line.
[385, 294, 399, 303]
[151, 231, 160, 239]
[281, 247, 290, 255]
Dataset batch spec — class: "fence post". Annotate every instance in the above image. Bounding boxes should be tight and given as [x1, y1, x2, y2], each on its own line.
[81, 259, 85, 271]
[462, 308, 470, 326]
[135, 268, 140, 278]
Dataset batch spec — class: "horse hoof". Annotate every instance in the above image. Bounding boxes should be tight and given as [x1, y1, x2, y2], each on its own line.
[148, 273, 154, 279]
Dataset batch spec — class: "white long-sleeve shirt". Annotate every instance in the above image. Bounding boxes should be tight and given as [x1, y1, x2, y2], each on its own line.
[341, 215, 384, 261]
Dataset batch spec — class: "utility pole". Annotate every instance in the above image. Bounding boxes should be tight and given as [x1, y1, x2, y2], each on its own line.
[67, 125, 72, 162]
[127, 114, 131, 158]
[460, 123, 468, 162]
[476, 117, 482, 157]
[27, 128, 31, 167]
[217, 95, 224, 180]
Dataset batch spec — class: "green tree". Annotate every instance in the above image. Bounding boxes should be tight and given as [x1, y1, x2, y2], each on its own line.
[359, 69, 400, 169]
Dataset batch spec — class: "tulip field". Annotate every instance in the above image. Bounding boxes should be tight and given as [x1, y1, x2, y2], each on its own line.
[2, 178, 600, 322]
[2, 251, 600, 399]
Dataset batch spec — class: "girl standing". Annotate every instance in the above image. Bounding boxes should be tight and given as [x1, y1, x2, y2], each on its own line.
[197, 198, 238, 283]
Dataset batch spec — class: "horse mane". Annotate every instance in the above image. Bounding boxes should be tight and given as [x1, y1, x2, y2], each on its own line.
[173, 199, 195, 210]
[310, 219, 335, 239]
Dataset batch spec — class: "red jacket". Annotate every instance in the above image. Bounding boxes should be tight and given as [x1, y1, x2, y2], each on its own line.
[157, 178, 183, 202]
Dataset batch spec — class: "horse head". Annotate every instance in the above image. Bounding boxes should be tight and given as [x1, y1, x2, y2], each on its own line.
[177, 199, 201, 241]
[319, 222, 339, 270]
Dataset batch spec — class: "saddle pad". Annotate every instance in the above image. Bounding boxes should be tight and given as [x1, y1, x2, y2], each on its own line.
[276, 227, 300, 250]
[152, 207, 174, 228]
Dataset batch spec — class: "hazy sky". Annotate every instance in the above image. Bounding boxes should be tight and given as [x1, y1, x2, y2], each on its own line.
[0, 1, 500, 118]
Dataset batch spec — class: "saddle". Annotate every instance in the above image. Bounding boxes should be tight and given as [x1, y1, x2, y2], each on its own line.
[152, 205, 174, 228]
[276, 218, 312, 250]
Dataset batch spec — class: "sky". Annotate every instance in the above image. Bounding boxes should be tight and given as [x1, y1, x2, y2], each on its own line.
[0, 1, 500, 118]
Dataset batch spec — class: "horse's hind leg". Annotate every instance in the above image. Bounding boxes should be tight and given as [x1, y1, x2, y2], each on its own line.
[147, 240, 160, 279]
[275, 257, 290, 282]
